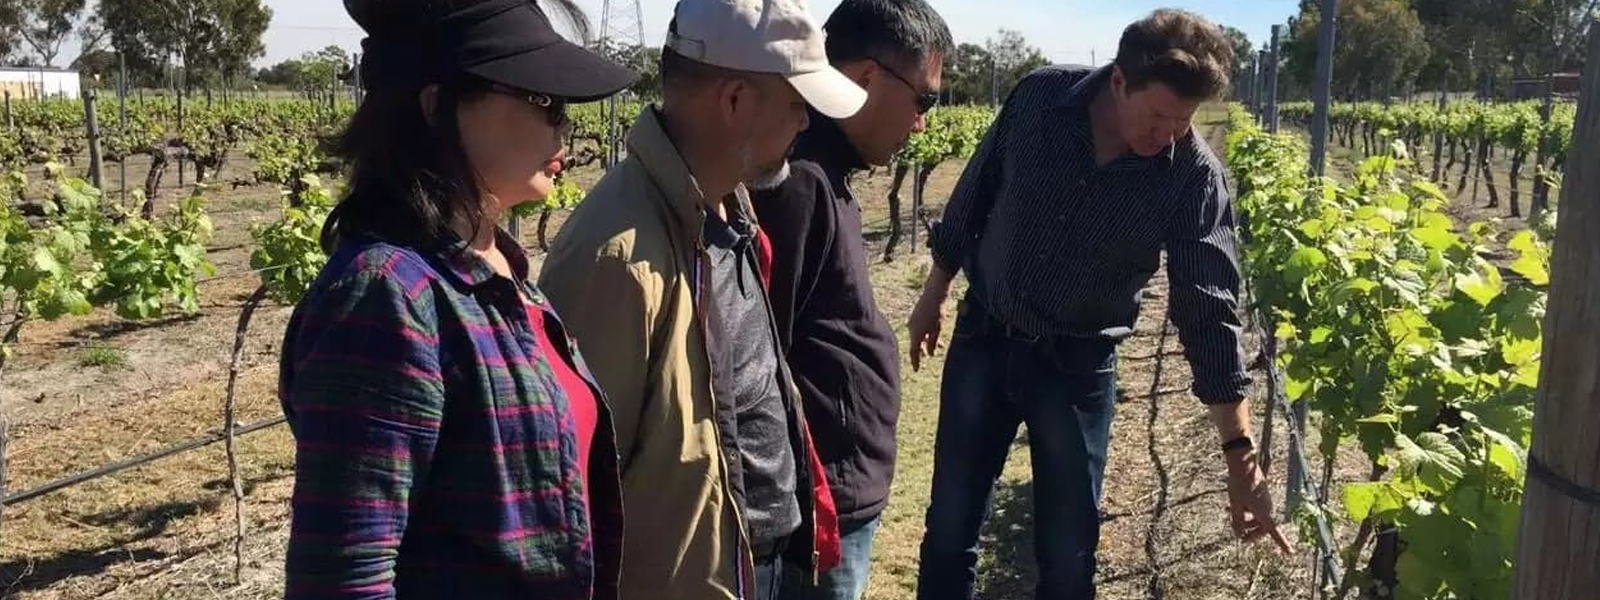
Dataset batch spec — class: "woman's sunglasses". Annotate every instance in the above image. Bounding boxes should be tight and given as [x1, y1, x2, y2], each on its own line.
[492, 85, 570, 129]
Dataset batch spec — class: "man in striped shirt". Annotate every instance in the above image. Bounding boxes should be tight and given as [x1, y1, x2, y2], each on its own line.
[907, 10, 1294, 600]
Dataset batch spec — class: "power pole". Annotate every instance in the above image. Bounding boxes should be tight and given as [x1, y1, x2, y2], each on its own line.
[599, 0, 646, 168]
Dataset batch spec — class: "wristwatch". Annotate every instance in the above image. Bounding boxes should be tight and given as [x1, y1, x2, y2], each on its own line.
[1221, 435, 1255, 455]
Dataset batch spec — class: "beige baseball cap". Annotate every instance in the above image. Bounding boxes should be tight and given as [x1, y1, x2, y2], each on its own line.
[666, 0, 867, 119]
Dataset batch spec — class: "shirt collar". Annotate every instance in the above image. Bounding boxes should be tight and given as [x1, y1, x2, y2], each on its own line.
[702, 206, 752, 250]
[437, 226, 532, 287]
[1056, 65, 1177, 170]
[1055, 64, 1114, 111]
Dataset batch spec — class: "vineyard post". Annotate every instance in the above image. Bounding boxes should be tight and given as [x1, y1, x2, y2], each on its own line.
[990, 55, 998, 107]
[3, 90, 11, 130]
[119, 52, 129, 204]
[910, 160, 922, 251]
[84, 88, 105, 190]
[1532, 74, 1557, 216]
[1267, 25, 1282, 133]
[1510, 19, 1600, 600]
[353, 53, 364, 105]
[1245, 61, 1257, 112]
[1295, 0, 1338, 517]
[327, 67, 337, 123]
[605, 94, 620, 167]
[177, 68, 187, 187]
[1431, 88, 1446, 181]
[1257, 50, 1269, 124]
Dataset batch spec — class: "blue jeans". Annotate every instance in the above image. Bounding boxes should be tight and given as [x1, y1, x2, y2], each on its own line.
[755, 551, 787, 600]
[780, 514, 882, 600]
[916, 298, 1118, 600]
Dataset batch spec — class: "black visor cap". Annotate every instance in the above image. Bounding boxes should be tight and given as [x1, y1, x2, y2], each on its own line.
[357, 0, 637, 101]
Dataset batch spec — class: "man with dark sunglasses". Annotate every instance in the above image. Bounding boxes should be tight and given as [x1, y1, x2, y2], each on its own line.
[748, 1, 950, 599]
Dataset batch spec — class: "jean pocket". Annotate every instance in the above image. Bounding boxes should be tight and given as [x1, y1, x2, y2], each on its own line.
[950, 298, 988, 341]
[1041, 338, 1118, 376]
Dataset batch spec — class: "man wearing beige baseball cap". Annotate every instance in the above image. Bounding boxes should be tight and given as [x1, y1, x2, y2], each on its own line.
[539, 0, 866, 598]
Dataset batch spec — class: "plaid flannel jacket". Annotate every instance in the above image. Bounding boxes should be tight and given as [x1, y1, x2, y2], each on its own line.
[279, 230, 622, 600]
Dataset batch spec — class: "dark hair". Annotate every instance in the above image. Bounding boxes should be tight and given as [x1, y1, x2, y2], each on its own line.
[326, 0, 591, 252]
[823, 0, 953, 73]
[1114, 9, 1234, 100]
[660, 43, 741, 97]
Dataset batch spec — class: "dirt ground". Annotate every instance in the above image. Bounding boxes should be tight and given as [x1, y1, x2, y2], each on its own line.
[0, 107, 1362, 599]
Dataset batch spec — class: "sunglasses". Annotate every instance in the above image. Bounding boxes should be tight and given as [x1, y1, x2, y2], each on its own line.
[871, 58, 940, 114]
[492, 84, 570, 129]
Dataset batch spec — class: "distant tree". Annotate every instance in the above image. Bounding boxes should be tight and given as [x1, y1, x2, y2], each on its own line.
[14, 0, 88, 67]
[940, 42, 993, 104]
[1284, 0, 1431, 100]
[98, 0, 271, 88]
[256, 45, 347, 91]
[1222, 25, 1256, 100]
[596, 42, 659, 100]
[71, 47, 119, 83]
[985, 29, 1049, 104]
[0, 1, 21, 63]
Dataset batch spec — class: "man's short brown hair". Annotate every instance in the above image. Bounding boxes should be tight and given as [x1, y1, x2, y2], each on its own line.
[1114, 9, 1234, 100]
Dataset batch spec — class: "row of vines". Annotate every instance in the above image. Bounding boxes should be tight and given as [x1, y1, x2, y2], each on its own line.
[1228, 105, 1550, 599]
[1280, 100, 1575, 218]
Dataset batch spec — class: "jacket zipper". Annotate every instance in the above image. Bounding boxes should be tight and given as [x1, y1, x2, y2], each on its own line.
[691, 230, 758, 597]
[749, 224, 822, 585]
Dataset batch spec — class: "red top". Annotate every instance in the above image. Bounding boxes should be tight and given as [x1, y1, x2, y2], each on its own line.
[525, 296, 599, 512]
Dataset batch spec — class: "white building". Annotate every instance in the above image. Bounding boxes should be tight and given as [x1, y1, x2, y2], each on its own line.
[0, 67, 83, 100]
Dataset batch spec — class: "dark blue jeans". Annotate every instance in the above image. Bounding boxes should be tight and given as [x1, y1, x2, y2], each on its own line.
[780, 514, 882, 600]
[916, 298, 1118, 600]
[755, 551, 788, 600]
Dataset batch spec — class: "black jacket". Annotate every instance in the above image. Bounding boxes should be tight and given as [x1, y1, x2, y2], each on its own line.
[752, 111, 901, 522]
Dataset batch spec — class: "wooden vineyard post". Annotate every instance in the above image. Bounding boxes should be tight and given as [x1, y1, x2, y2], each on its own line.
[84, 88, 104, 190]
[119, 54, 130, 204]
[1431, 89, 1446, 182]
[914, 164, 934, 252]
[1296, 0, 1338, 516]
[1256, 50, 1268, 123]
[1266, 25, 1281, 134]
[1532, 75, 1558, 217]
[1509, 19, 1600, 600]
[3, 90, 11, 129]
[177, 76, 187, 187]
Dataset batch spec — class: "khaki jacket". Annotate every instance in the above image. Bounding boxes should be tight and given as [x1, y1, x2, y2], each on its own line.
[539, 107, 818, 599]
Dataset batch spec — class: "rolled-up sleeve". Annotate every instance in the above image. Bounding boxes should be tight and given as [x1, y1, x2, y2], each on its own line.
[1165, 169, 1252, 405]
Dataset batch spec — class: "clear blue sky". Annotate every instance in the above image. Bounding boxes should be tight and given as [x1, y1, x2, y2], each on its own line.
[252, 0, 1302, 67]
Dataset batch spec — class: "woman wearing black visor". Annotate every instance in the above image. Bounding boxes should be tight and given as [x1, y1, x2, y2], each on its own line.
[278, 1, 635, 598]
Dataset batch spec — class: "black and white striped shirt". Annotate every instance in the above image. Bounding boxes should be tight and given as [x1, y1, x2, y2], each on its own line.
[929, 65, 1250, 405]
